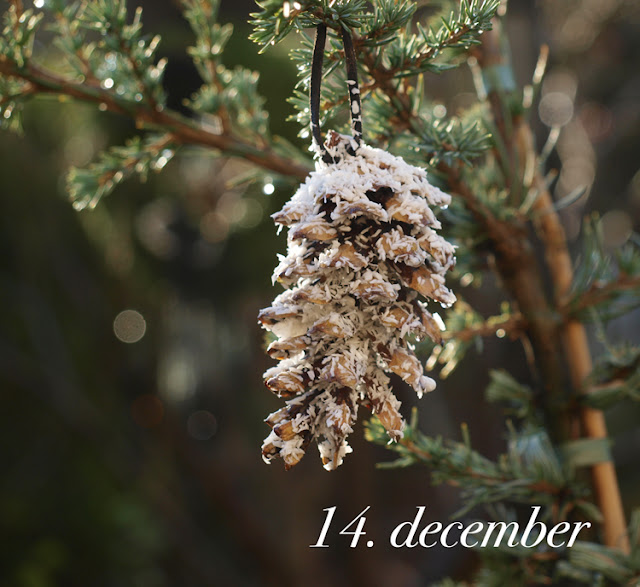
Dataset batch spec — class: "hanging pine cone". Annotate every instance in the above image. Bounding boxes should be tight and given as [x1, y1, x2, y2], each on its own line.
[258, 132, 456, 471]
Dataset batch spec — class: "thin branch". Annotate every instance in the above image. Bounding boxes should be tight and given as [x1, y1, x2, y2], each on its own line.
[399, 438, 565, 496]
[499, 32, 632, 554]
[355, 9, 630, 553]
[8, 0, 23, 19]
[520, 139, 630, 552]
[352, 18, 480, 91]
[52, 10, 99, 85]
[118, 36, 160, 112]
[0, 57, 311, 180]
[563, 274, 640, 318]
[444, 312, 525, 343]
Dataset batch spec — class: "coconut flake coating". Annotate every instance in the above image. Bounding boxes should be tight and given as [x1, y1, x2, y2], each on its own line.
[259, 135, 456, 471]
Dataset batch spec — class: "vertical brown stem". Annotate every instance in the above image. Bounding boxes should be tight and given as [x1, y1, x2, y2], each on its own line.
[443, 166, 568, 440]
[479, 17, 630, 551]
[526, 134, 630, 552]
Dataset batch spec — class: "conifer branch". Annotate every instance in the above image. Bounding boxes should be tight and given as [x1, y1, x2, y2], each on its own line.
[397, 436, 564, 497]
[443, 311, 524, 343]
[354, 2, 629, 554]
[563, 274, 640, 319]
[440, 160, 568, 425]
[0, 56, 310, 180]
[357, 18, 570, 431]
[365, 413, 587, 516]
[582, 344, 640, 409]
[477, 20, 631, 554]
[531, 168, 631, 553]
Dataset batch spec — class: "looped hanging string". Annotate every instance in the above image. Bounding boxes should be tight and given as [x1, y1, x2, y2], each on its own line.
[310, 23, 362, 163]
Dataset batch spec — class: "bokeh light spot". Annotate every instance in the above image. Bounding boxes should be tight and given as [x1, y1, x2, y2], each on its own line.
[200, 211, 230, 243]
[579, 102, 612, 142]
[433, 104, 447, 119]
[460, 273, 474, 287]
[113, 310, 147, 343]
[136, 199, 180, 259]
[263, 177, 275, 195]
[238, 200, 264, 229]
[64, 135, 95, 167]
[557, 157, 595, 194]
[539, 92, 574, 127]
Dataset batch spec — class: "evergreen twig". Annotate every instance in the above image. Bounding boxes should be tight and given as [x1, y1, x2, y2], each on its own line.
[0, 56, 310, 180]
[442, 311, 524, 343]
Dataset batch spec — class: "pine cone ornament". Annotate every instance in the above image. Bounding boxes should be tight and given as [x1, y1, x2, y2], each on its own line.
[259, 132, 456, 470]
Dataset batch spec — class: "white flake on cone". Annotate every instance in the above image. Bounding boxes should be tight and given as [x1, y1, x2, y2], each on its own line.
[259, 133, 456, 470]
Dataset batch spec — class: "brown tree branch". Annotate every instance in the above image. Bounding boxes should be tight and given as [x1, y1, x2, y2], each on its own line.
[444, 312, 525, 343]
[526, 138, 631, 553]
[0, 56, 311, 181]
[562, 274, 640, 318]
[481, 18, 630, 552]
[440, 161, 569, 433]
[356, 23, 571, 435]
[354, 7, 630, 553]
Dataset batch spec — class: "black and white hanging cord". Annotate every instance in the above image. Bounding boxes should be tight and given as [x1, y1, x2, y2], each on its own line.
[310, 23, 363, 163]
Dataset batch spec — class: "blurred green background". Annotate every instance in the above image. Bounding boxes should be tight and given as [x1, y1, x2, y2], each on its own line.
[1, 1, 639, 585]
